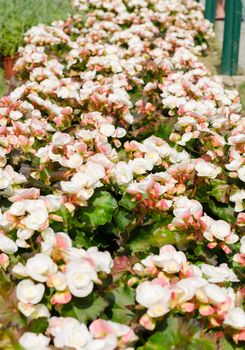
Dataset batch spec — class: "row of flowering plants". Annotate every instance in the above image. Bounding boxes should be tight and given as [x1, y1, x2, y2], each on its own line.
[0, 0, 244, 349]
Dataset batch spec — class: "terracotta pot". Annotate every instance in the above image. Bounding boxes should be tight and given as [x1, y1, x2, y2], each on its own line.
[3, 56, 15, 79]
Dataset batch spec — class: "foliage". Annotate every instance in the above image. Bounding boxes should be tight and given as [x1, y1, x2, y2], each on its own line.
[0, 0, 74, 57]
[0, 0, 244, 349]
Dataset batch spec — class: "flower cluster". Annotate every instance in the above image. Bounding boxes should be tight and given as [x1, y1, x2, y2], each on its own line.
[13, 232, 113, 316]
[132, 244, 244, 343]
[0, 0, 244, 349]
[20, 317, 137, 350]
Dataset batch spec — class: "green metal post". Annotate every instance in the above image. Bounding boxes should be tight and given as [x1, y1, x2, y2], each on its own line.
[205, 0, 217, 24]
[221, 0, 242, 76]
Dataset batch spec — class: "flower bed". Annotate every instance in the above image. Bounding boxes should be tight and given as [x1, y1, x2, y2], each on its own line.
[0, 0, 244, 349]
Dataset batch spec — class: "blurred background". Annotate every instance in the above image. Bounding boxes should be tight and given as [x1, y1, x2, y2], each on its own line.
[200, 0, 245, 111]
[0, 0, 74, 95]
[0, 0, 244, 110]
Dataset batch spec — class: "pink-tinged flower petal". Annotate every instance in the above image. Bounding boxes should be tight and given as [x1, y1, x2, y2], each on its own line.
[51, 290, 72, 305]
[0, 253, 9, 269]
[233, 330, 245, 343]
[90, 319, 114, 338]
[233, 254, 245, 266]
[152, 277, 168, 287]
[139, 314, 156, 330]
[199, 305, 214, 316]
[237, 213, 245, 226]
[221, 244, 232, 254]
[180, 302, 195, 313]
[207, 242, 217, 249]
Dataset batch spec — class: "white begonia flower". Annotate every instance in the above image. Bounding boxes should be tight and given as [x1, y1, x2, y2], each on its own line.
[16, 239, 30, 248]
[19, 332, 50, 350]
[114, 161, 134, 185]
[19, 302, 50, 319]
[67, 247, 87, 260]
[238, 166, 245, 182]
[18, 303, 36, 317]
[30, 303, 51, 319]
[108, 89, 132, 108]
[60, 179, 81, 194]
[128, 158, 153, 175]
[174, 277, 207, 303]
[48, 317, 92, 350]
[0, 170, 11, 189]
[123, 112, 134, 124]
[40, 77, 60, 92]
[195, 160, 220, 179]
[85, 335, 117, 350]
[240, 236, 245, 254]
[201, 263, 239, 283]
[86, 247, 114, 274]
[169, 150, 189, 163]
[16, 279, 45, 304]
[48, 271, 67, 291]
[136, 281, 171, 317]
[106, 320, 137, 339]
[152, 245, 187, 273]
[141, 255, 155, 268]
[52, 132, 72, 146]
[22, 210, 49, 231]
[41, 195, 62, 212]
[9, 201, 26, 216]
[26, 253, 58, 282]
[113, 127, 126, 138]
[76, 129, 95, 141]
[64, 153, 83, 169]
[41, 228, 55, 255]
[174, 196, 203, 218]
[0, 235, 18, 254]
[225, 159, 243, 172]
[203, 219, 232, 241]
[100, 123, 115, 137]
[230, 189, 245, 212]
[12, 262, 28, 278]
[66, 259, 98, 297]
[9, 110, 23, 121]
[224, 307, 245, 330]
[195, 284, 228, 305]
[144, 151, 161, 166]
[17, 228, 34, 240]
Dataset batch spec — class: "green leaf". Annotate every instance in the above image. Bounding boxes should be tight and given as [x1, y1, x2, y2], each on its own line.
[218, 338, 240, 350]
[60, 294, 108, 323]
[107, 286, 135, 324]
[194, 182, 208, 202]
[80, 191, 118, 229]
[128, 229, 149, 253]
[109, 286, 135, 307]
[113, 209, 130, 232]
[156, 122, 172, 140]
[129, 86, 143, 105]
[128, 217, 175, 253]
[210, 180, 230, 203]
[137, 317, 216, 350]
[51, 204, 72, 231]
[29, 317, 48, 334]
[74, 231, 93, 249]
[118, 193, 137, 211]
[189, 339, 216, 350]
[207, 199, 236, 223]
[110, 306, 135, 324]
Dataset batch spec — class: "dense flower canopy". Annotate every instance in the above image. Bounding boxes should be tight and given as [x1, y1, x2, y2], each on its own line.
[0, 0, 244, 349]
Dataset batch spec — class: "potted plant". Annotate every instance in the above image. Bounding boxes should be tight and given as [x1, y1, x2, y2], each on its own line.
[0, 0, 74, 79]
[0, 25, 24, 79]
